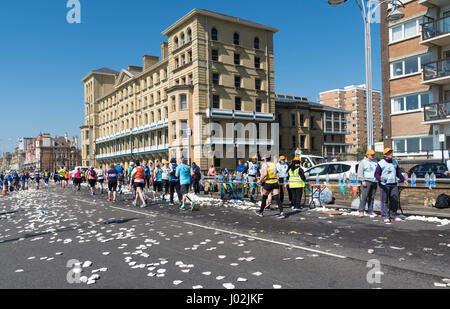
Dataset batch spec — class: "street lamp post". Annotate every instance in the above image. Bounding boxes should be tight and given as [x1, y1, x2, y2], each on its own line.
[328, 0, 404, 151]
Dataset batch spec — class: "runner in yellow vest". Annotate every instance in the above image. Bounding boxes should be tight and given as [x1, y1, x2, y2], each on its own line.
[257, 154, 285, 219]
[289, 157, 306, 210]
[59, 167, 67, 188]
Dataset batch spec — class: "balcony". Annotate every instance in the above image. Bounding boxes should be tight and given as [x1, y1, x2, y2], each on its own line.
[418, 0, 449, 8]
[422, 58, 450, 85]
[421, 15, 450, 47]
[423, 101, 450, 124]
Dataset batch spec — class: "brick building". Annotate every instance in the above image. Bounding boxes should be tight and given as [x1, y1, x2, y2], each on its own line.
[381, 0, 450, 160]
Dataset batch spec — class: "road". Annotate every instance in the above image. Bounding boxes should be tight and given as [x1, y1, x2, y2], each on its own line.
[0, 183, 449, 290]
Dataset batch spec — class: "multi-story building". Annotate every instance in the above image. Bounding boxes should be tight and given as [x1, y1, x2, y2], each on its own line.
[381, 0, 450, 159]
[22, 133, 81, 172]
[275, 94, 351, 160]
[319, 84, 383, 154]
[81, 9, 278, 171]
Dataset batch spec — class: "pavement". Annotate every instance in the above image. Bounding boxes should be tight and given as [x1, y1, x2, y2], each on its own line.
[0, 183, 449, 290]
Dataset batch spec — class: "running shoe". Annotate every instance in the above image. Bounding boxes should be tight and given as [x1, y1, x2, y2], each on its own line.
[132, 202, 137, 207]
[190, 202, 195, 211]
[368, 213, 378, 218]
[279, 213, 286, 219]
[180, 205, 186, 210]
[169, 202, 174, 206]
[383, 218, 391, 224]
[257, 212, 263, 217]
[359, 212, 365, 218]
[394, 216, 404, 222]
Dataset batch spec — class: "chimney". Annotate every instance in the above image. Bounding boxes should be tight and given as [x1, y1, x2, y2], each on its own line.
[143, 55, 159, 70]
[127, 65, 143, 72]
[161, 42, 168, 61]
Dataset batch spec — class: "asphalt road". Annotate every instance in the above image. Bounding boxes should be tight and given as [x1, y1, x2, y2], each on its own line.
[0, 183, 449, 290]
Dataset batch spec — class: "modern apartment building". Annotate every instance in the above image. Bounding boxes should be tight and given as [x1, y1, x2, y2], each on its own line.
[381, 0, 450, 160]
[319, 84, 382, 154]
[81, 9, 278, 170]
[275, 94, 351, 160]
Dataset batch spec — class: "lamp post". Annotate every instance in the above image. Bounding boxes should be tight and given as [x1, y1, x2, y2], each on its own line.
[328, 0, 404, 151]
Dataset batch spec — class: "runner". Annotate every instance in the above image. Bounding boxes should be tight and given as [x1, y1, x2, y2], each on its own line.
[43, 170, 50, 187]
[115, 163, 124, 194]
[244, 156, 260, 203]
[106, 164, 118, 202]
[12, 171, 19, 191]
[148, 161, 155, 191]
[19, 171, 27, 191]
[128, 162, 136, 199]
[34, 170, 41, 190]
[288, 157, 306, 210]
[168, 158, 182, 206]
[357, 150, 379, 218]
[54, 170, 59, 184]
[87, 166, 97, 195]
[74, 168, 82, 191]
[143, 162, 151, 193]
[176, 158, 194, 210]
[161, 160, 170, 202]
[64, 170, 69, 187]
[97, 165, 105, 194]
[130, 161, 147, 208]
[257, 154, 285, 219]
[276, 156, 289, 206]
[59, 167, 66, 188]
[152, 163, 163, 201]
[375, 148, 408, 223]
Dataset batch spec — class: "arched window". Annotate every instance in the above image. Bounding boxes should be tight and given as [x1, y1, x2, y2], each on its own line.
[174, 37, 179, 49]
[181, 33, 185, 45]
[187, 29, 192, 42]
[254, 37, 260, 49]
[211, 28, 218, 41]
[233, 33, 240, 45]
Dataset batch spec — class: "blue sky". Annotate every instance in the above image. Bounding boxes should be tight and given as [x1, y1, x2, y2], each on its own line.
[0, 0, 382, 154]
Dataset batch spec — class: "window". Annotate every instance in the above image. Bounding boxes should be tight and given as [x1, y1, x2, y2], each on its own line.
[234, 76, 241, 88]
[187, 29, 192, 42]
[311, 137, 315, 150]
[390, 19, 419, 43]
[181, 121, 188, 138]
[189, 74, 193, 85]
[255, 57, 260, 69]
[308, 165, 328, 176]
[175, 58, 179, 68]
[255, 99, 262, 113]
[211, 28, 218, 41]
[233, 33, 240, 45]
[172, 122, 177, 139]
[292, 136, 297, 148]
[255, 79, 261, 90]
[174, 37, 179, 49]
[180, 94, 187, 110]
[394, 136, 434, 153]
[188, 51, 192, 62]
[391, 53, 430, 78]
[300, 114, 304, 127]
[212, 73, 219, 85]
[213, 95, 220, 109]
[181, 55, 186, 65]
[212, 49, 219, 61]
[254, 37, 260, 49]
[181, 33, 185, 45]
[235, 97, 242, 110]
[391, 92, 432, 113]
[234, 53, 240, 65]
[291, 114, 296, 127]
[300, 135, 305, 148]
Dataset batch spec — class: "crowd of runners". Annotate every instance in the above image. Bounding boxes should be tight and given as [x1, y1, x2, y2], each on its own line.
[0, 148, 417, 223]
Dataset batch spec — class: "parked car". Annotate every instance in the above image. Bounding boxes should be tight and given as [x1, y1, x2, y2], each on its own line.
[407, 163, 449, 179]
[305, 161, 359, 181]
[299, 155, 327, 170]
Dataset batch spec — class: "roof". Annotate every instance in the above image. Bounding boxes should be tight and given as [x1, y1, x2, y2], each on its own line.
[162, 9, 279, 35]
[275, 93, 350, 114]
[82, 67, 119, 82]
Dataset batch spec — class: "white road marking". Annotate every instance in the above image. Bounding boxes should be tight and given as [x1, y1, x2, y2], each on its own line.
[107, 205, 347, 260]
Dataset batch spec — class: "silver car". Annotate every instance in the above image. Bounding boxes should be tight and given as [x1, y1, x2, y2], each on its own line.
[305, 161, 360, 181]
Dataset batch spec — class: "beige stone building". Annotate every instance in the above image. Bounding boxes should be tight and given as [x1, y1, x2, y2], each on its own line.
[319, 84, 382, 154]
[81, 9, 278, 171]
[381, 0, 450, 160]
